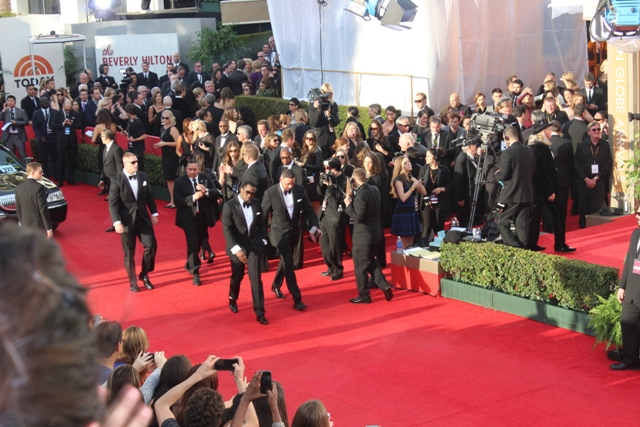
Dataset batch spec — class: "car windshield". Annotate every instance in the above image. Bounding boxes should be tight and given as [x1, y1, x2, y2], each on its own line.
[0, 149, 25, 174]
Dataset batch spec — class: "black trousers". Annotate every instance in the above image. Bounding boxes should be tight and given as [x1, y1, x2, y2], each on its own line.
[57, 142, 77, 182]
[621, 300, 640, 364]
[320, 220, 345, 274]
[376, 224, 387, 268]
[120, 215, 157, 286]
[498, 202, 530, 248]
[353, 242, 391, 300]
[578, 180, 606, 228]
[182, 213, 207, 275]
[229, 249, 265, 315]
[272, 232, 303, 302]
[420, 205, 447, 239]
[97, 143, 105, 175]
[38, 136, 58, 180]
[528, 194, 565, 249]
[293, 216, 304, 270]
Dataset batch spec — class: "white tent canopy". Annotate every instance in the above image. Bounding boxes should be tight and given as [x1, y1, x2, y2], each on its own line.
[28, 33, 88, 78]
[267, 0, 587, 115]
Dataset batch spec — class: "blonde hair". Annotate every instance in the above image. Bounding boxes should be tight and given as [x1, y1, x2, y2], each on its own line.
[390, 156, 408, 199]
[117, 326, 149, 365]
[320, 82, 334, 102]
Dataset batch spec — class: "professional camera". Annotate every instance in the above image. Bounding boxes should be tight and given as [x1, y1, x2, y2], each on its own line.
[467, 112, 509, 147]
[120, 68, 133, 86]
[319, 170, 335, 186]
[308, 88, 331, 111]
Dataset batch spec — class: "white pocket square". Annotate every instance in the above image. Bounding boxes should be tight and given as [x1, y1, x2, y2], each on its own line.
[296, 199, 302, 202]
[143, 181, 147, 186]
[256, 212, 261, 215]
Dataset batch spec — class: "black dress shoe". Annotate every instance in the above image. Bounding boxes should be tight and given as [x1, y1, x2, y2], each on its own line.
[330, 271, 343, 281]
[349, 296, 371, 304]
[293, 300, 308, 310]
[610, 361, 640, 370]
[272, 286, 285, 299]
[97, 189, 108, 195]
[130, 284, 140, 292]
[106, 226, 115, 232]
[229, 301, 238, 313]
[555, 245, 576, 253]
[139, 275, 154, 290]
[193, 274, 201, 286]
[321, 270, 333, 277]
[207, 253, 215, 264]
[530, 245, 546, 252]
[256, 314, 269, 325]
[384, 287, 394, 302]
[68, 180, 78, 185]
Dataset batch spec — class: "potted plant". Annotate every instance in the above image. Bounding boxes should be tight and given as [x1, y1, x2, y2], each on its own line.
[588, 293, 623, 359]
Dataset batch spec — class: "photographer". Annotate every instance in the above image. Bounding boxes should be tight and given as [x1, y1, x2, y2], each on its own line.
[453, 141, 484, 227]
[418, 148, 452, 242]
[317, 157, 349, 281]
[310, 82, 340, 159]
[119, 66, 135, 92]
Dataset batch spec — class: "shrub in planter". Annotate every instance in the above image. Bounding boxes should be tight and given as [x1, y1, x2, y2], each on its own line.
[588, 293, 623, 350]
[440, 242, 618, 313]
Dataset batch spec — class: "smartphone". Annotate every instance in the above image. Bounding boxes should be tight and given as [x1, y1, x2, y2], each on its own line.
[260, 370, 272, 394]
[214, 358, 239, 371]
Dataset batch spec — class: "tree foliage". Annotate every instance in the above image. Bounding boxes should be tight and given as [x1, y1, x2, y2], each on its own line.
[188, 23, 240, 66]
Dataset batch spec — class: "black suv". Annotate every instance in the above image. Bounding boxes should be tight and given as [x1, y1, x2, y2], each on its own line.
[0, 145, 68, 229]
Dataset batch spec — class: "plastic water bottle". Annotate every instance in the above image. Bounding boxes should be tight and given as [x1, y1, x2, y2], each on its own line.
[450, 217, 459, 229]
[396, 236, 404, 255]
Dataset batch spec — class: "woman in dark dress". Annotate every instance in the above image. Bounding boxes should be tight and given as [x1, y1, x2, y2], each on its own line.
[218, 140, 241, 201]
[262, 133, 280, 187]
[390, 155, 425, 249]
[418, 148, 452, 241]
[148, 91, 164, 137]
[297, 130, 324, 201]
[154, 110, 180, 208]
[341, 121, 362, 159]
[364, 152, 389, 267]
[367, 120, 392, 166]
[175, 118, 194, 177]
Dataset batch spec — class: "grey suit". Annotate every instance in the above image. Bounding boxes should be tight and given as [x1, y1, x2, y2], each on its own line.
[1, 107, 29, 159]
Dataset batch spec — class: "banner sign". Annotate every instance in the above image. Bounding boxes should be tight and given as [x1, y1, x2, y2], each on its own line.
[94, 34, 179, 77]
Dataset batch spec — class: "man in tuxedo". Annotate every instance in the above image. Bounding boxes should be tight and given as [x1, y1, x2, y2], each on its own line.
[174, 159, 219, 286]
[186, 61, 210, 86]
[611, 210, 640, 370]
[277, 146, 307, 270]
[386, 116, 411, 154]
[137, 61, 159, 88]
[124, 104, 147, 172]
[70, 73, 92, 99]
[226, 145, 268, 201]
[495, 126, 534, 248]
[20, 85, 40, 121]
[108, 152, 158, 292]
[579, 72, 605, 116]
[423, 117, 454, 166]
[100, 129, 124, 218]
[15, 162, 53, 239]
[345, 168, 394, 303]
[171, 52, 189, 74]
[158, 64, 173, 88]
[261, 168, 321, 309]
[172, 84, 193, 122]
[542, 97, 569, 126]
[85, 87, 102, 127]
[562, 104, 589, 152]
[96, 64, 118, 91]
[77, 88, 89, 112]
[223, 181, 269, 324]
[218, 63, 232, 92]
[52, 100, 81, 186]
[414, 92, 435, 118]
[31, 97, 58, 182]
[1, 95, 29, 159]
[229, 60, 249, 96]
[214, 120, 238, 159]
[161, 68, 178, 96]
[548, 121, 575, 249]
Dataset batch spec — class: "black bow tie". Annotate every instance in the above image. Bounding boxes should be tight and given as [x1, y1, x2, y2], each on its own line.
[128, 175, 137, 180]
[243, 201, 251, 208]
[283, 190, 291, 196]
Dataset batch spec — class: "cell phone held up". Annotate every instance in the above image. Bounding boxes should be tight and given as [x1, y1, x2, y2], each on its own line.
[260, 370, 272, 394]
[213, 358, 239, 371]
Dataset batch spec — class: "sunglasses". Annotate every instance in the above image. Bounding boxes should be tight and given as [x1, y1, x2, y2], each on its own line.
[128, 160, 138, 165]
[414, 99, 425, 103]
[590, 128, 601, 132]
[336, 155, 345, 159]
[161, 116, 170, 119]
[305, 136, 315, 141]
[228, 149, 238, 153]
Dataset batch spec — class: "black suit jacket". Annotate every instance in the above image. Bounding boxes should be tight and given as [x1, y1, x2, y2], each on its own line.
[102, 143, 124, 182]
[544, 110, 569, 126]
[562, 119, 588, 152]
[275, 163, 306, 184]
[619, 228, 640, 304]
[174, 173, 218, 229]
[423, 131, 455, 165]
[531, 142, 557, 199]
[218, 74, 232, 91]
[108, 171, 158, 230]
[261, 183, 319, 244]
[579, 88, 605, 114]
[495, 141, 535, 204]
[52, 109, 82, 146]
[228, 70, 249, 95]
[15, 178, 52, 231]
[96, 75, 118, 90]
[345, 183, 381, 245]
[20, 95, 40, 120]
[549, 135, 574, 186]
[32, 108, 57, 142]
[138, 71, 159, 88]
[85, 100, 99, 127]
[186, 71, 211, 86]
[418, 164, 452, 211]
[222, 196, 267, 256]
[232, 160, 268, 202]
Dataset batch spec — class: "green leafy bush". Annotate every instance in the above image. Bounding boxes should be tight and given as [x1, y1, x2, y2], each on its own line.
[588, 294, 623, 350]
[188, 23, 272, 67]
[440, 242, 618, 313]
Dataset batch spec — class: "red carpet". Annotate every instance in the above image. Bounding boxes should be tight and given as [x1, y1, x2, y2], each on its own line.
[54, 184, 639, 426]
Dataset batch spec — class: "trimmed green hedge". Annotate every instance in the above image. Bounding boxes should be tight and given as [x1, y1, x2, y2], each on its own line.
[235, 96, 390, 137]
[439, 242, 619, 313]
[77, 144, 167, 188]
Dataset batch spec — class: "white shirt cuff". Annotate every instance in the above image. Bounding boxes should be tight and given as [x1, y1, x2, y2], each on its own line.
[231, 245, 242, 255]
[113, 221, 121, 226]
[309, 226, 318, 234]
[152, 213, 159, 217]
[262, 239, 267, 245]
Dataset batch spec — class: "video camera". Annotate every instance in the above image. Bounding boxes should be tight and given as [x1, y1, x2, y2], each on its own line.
[308, 88, 332, 111]
[463, 112, 509, 148]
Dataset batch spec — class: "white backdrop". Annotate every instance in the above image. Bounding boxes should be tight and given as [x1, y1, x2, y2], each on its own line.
[266, 0, 587, 115]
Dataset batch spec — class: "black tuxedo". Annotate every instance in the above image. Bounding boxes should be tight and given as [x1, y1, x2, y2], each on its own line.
[619, 228, 640, 364]
[172, 62, 190, 74]
[15, 178, 52, 232]
[317, 172, 349, 275]
[108, 171, 158, 287]
[218, 73, 232, 91]
[232, 160, 268, 202]
[345, 183, 392, 300]
[275, 163, 306, 184]
[20, 95, 40, 120]
[275, 163, 307, 269]
[495, 141, 535, 248]
[101, 142, 124, 187]
[543, 110, 569, 126]
[423, 131, 455, 166]
[32, 107, 58, 180]
[214, 132, 238, 160]
[137, 71, 159, 88]
[158, 74, 169, 87]
[261, 183, 319, 302]
[52, 109, 82, 182]
[174, 173, 219, 275]
[223, 196, 268, 315]
[186, 70, 210, 86]
[173, 97, 193, 123]
[579, 87, 605, 115]
[562, 119, 588, 152]
[228, 70, 249, 95]
[549, 134, 574, 225]
[96, 75, 118, 90]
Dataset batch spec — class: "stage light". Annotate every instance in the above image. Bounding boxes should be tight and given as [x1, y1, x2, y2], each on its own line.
[87, 0, 121, 20]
